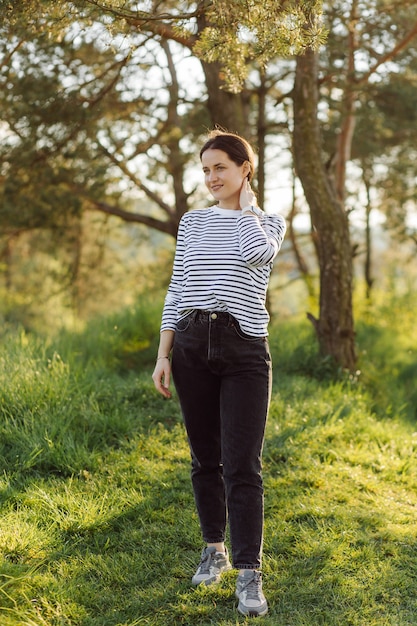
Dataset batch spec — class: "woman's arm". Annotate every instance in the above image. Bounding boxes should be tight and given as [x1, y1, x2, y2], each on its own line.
[152, 329, 175, 398]
[238, 181, 286, 267]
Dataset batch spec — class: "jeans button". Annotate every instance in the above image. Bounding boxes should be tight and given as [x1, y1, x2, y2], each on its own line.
[210, 312, 218, 320]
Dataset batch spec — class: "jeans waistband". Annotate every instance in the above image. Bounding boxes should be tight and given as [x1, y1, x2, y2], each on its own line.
[191, 309, 235, 325]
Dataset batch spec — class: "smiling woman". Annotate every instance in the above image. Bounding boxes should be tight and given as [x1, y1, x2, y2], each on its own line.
[201, 149, 249, 210]
[200, 143, 252, 210]
[152, 129, 286, 618]
[200, 132, 256, 208]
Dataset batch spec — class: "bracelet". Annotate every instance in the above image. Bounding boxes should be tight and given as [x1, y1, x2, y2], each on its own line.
[156, 356, 170, 361]
[241, 205, 261, 217]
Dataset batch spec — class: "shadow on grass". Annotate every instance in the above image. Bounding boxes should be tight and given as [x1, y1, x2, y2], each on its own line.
[3, 438, 417, 626]
[1, 472, 239, 625]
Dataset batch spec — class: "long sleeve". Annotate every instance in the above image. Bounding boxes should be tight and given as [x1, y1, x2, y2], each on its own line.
[237, 213, 286, 267]
[160, 219, 186, 331]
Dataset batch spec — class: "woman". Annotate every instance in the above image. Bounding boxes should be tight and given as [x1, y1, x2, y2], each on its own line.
[152, 130, 286, 618]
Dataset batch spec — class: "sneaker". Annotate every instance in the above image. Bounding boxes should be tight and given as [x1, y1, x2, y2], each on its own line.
[235, 570, 268, 617]
[191, 546, 232, 586]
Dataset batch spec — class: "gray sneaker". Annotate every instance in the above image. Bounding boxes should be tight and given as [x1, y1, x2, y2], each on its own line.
[191, 546, 232, 586]
[235, 570, 268, 617]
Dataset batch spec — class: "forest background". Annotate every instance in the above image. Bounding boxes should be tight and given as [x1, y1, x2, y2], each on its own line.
[1, 0, 416, 357]
[1, 1, 417, 625]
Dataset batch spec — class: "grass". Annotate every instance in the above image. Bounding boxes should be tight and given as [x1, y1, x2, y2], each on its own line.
[1, 293, 417, 625]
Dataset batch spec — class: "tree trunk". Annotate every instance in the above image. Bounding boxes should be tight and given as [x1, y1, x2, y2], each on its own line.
[196, 8, 250, 136]
[334, 0, 358, 204]
[1, 236, 13, 291]
[362, 165, 374, 300]
[200, 60, 250, 136]
[293, 48, 356, 371]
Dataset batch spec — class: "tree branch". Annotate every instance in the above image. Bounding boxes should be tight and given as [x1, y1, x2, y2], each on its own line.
[86, 198, 177, 237]
[356, 19, 417, 85]
[79, 54, 130, 106]
[0, 39, 25, 70]
[334, 0, 358, 203]
[82, 0, 200, 48]
[97, 143, 176, 218]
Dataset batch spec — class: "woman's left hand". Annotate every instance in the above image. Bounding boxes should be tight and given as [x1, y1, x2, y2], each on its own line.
[239, 179, 257, 209]
[152, 358, 172, 399]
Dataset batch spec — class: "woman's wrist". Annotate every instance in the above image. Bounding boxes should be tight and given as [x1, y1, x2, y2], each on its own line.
[156, 330, 174, 362]
[241, 205, 262, 217]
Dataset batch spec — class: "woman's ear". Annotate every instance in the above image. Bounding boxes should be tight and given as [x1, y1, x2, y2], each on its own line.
[243, 161, 251, 180]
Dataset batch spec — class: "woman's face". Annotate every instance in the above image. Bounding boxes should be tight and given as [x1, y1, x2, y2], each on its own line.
[201, 148, 249, 210]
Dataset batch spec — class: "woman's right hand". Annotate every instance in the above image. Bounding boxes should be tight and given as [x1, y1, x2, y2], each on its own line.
[239, 179, 257, 210]
[152, 357, 172, 398]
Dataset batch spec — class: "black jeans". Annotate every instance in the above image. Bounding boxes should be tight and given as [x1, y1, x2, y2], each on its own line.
[171, 310, 272, 570]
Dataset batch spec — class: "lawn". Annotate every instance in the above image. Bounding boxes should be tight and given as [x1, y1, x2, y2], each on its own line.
[1, 295, 416, 625]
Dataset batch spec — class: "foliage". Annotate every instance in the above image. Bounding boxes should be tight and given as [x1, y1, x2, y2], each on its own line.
[0, 213, 173, 333]
[355, 289, 417, 422]
[0, 0, 326, 238]
[56, 293, 166, 372]
[1, 0, 417, 372]
[194, 0, 326, 92]
[0, 4, 206, 243]
[1, 0, 416, 246]
[0, 296, 168, 474]
[0, 294, 416, 624]
[319, 0, 417, 244]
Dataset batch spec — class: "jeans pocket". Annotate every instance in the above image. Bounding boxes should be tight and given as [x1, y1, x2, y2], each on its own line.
[176, 312, 193, 333]
[231, 321, 265, 343]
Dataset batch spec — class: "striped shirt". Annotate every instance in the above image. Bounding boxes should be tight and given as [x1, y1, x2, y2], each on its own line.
[161, 206, 286, 337]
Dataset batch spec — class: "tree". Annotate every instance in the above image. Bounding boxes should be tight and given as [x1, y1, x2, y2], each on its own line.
[1, 1, 323, 238]
[293, 47, 356, 369]
[319, 1, 417, 295]
[192, 0, 417, 370]
[2, 0, 417, 371]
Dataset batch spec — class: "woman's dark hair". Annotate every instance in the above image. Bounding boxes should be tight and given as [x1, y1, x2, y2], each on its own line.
[200, 130, 256, 182]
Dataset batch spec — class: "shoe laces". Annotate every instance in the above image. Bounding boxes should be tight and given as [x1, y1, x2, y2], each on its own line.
[198, 548, 216, 574]
[243, 571, 262, 601]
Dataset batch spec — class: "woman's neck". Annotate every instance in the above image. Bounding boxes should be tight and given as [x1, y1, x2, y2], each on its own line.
[217, 201, 240, 211]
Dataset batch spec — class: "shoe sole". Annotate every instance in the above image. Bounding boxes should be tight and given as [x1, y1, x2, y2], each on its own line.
[236, 593, 268, 618]
[237, 604, 268, 617]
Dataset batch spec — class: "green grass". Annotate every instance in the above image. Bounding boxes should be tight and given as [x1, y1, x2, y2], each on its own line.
[1, 294, 417, 625]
